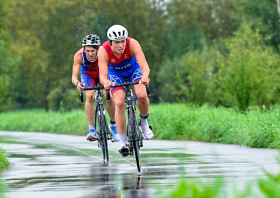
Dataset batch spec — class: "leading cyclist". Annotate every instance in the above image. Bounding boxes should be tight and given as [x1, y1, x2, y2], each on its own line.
[98, 25, 154, 154]
[72, 34, 120, 142]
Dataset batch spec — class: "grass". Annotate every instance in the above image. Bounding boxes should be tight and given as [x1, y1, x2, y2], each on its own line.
[0, 148, 9, 171]
[0, 147, 9, 197]
[1, 103, 280, 148]
[149, 104, 280, 149]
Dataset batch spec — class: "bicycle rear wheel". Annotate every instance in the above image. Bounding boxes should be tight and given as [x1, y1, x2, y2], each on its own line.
[98, 109, 109, 164]
[129, 108, 141, 174]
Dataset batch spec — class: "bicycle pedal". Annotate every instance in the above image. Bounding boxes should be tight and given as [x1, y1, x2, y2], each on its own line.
[89, 138, 97, 142]
[119, 147, 129, 157]
[121, 152, 129, 157]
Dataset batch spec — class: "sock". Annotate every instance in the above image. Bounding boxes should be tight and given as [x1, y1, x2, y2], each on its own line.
[110, 120, 116, 127]
[140, 113, 149, 126]
[88, 124, 95, 130]
[119, 133, 126, 146]
[141, 118, 148, 125]
[140, 113, 149, 119]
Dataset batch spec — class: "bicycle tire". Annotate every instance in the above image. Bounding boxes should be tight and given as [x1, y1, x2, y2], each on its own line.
[97, 107, 109, 164]
[129, 108, 141, 173]
[101, 112, 109, 163]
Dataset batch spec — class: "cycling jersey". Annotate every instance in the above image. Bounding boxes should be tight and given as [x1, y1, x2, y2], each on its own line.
[102, 37, 142, 94]
[81, 48, 100, 88]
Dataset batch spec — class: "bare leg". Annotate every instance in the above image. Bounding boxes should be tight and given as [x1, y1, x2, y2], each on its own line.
[85, 90, 95, 124]
[103, 89, 115, 121]
[134, 84, 149, 115]
[113, 90, 126, 134]
[134, 84, 153, 139]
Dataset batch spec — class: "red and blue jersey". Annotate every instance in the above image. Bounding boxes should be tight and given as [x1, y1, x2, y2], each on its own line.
[81, 47, 99, 78]
[102, 37, 142, 94]
[102, 37, 137, 71]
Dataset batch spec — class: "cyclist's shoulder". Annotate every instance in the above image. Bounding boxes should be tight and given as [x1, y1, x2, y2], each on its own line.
[128, 38, 142, 54]
[74, 48, 83, 63]
[101, 40, 110, 48]
[98, 46, 109, 60]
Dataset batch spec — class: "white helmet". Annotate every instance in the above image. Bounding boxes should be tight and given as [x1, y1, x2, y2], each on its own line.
[82, 34, 101, 46]
[107, 25, 128, 41]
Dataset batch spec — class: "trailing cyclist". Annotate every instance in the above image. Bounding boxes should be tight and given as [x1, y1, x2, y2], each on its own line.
[72, 34, 120, 142]
[98, 25, 154, 155]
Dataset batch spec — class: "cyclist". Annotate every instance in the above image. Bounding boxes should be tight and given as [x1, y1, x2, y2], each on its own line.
[72, 34, 119, 142]
[98, 25, 154, 154]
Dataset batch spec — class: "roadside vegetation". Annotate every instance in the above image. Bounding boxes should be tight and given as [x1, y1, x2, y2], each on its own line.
[0, 148, 9, 171]
[161, 159, 280, 198]
[0, 147, 9, 197]
[1, 103, 280, 149]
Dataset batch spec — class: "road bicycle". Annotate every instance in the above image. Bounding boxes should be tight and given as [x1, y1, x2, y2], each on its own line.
[111, 79, 151, 174]
[80, 79, 112, 164]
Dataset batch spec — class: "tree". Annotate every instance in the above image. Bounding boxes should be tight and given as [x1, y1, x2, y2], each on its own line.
[6, 0, 100, 109]
[216, 22, 280, 110]
[0, 0, 20, 111]
[238, 0, 280, 51]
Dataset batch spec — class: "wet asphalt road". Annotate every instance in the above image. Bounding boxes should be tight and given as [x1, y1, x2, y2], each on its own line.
[0, 131, 280, 198]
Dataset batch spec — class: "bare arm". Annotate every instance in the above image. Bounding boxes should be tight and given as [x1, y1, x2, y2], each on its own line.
[129, 39, 150, 85]
[98, 46, 115, 89]
[72, 49, 83, 91]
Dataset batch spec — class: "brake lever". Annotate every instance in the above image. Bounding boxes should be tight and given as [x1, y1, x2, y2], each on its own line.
[80, 83, 84, 103]
[106, 89, 111, 102]
[146, 85, 151, 96]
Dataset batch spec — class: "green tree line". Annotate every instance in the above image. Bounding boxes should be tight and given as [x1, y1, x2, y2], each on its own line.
[0, 0, 279, 111]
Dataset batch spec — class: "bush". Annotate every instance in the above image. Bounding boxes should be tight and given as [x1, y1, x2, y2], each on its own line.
[216, 21, 280, 110]
[47, 80, 82, 111]
[159, 21, 280, 110]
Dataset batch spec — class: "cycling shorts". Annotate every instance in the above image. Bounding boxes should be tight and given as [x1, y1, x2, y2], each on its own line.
[81, 66, 102, 88]
[108, 62, 142, 94]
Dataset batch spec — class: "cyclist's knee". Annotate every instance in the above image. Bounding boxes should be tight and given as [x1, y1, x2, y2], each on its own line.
[85, 93, 94, 101]
[115, 100, 125, 110]
[137, 92, 148, 102]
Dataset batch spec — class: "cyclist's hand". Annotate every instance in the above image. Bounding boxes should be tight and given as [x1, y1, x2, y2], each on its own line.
[104, 81, 115, 90]
[76, 82, 84, 91]
[139, 77, 150, 85]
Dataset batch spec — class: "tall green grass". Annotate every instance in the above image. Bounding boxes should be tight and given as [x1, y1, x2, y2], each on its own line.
[0, 109, 87, 135]
[1, 104, 280, 148]
[149, 104, 280, 149]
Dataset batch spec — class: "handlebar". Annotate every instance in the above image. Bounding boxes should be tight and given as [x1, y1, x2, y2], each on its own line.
[79, 81, 151, 103]
[111, 81, 151, 96]
[83, 85, 105, 90]
[111, 81, 139, 88]
[80, 85, 110, 103]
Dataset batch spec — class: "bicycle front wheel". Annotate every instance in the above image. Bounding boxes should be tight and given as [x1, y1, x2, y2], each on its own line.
[98, 111, 109, 164]
[129, 108, 141, 174]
